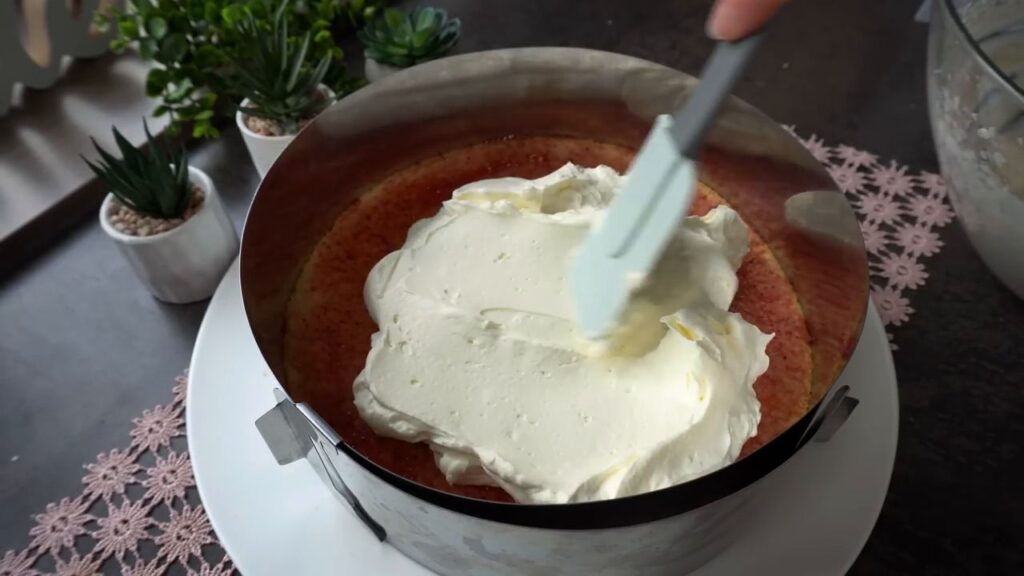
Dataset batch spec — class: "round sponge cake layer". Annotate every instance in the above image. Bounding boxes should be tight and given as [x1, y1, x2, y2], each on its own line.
[284, 136, 812, 502]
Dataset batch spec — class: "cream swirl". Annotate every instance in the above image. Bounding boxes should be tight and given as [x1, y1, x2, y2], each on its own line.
[353, 163, 772, 504]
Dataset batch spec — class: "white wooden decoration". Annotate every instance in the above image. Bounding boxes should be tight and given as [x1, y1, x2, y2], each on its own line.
[0, 0, 124, 115]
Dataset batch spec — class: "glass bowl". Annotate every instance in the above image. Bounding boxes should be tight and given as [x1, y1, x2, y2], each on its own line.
[928, 0, 1024, 297]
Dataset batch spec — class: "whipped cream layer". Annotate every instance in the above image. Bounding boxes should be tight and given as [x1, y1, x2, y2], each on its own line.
[354, 164, 772, 504]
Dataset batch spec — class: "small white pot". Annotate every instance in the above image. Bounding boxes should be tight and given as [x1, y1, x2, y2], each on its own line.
[237, 85, 334, 178]
[364, 57, 403, 82]
[236, 103, 292, 179]
[99, 166, 239, 304]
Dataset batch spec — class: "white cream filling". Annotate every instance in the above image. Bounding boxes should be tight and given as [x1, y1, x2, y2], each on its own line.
[353, 163, 772, 504]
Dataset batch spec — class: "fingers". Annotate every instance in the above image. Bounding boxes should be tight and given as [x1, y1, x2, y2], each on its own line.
[707, 0, 791, 41]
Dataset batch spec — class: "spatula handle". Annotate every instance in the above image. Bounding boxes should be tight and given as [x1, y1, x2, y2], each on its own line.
[670, 31, 765, 158]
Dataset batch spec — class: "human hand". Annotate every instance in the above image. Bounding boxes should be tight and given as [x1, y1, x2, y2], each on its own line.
[707, 0, 791, 40]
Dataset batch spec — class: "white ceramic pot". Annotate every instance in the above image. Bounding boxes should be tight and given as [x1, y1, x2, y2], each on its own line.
[99, 166, 239, 304]
[236, 103, 292, 178]
[237, 85, 334, 178]
[364, 57, 403, 82]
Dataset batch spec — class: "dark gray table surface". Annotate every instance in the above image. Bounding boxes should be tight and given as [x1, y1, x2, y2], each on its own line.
[2, 0, 1022, 573]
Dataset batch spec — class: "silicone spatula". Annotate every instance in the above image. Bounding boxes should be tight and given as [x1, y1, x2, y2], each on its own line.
[571, 32, 765, 339]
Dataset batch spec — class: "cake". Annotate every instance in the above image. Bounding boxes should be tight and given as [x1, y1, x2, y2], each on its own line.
[283, 136, 813, 503]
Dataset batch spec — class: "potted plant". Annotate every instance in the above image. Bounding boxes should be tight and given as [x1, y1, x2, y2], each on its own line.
[99, 0, 367, 139]
[358, 7, 461, 82]
[231, 2, 336, 177]
[86, 123, 239, 303]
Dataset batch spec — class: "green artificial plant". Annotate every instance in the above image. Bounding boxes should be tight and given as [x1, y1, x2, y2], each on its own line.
[358, 6, 461, 68]
[98, 0, 387, 138]
[84, 121, 192, 219]
[230, 2, 333, 134]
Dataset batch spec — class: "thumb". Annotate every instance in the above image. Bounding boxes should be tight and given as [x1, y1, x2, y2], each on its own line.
[707, 0, 789, 41]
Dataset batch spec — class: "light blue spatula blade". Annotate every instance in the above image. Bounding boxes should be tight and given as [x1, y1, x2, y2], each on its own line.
[571, 31, 764, 339]
[572, 117, 696, 337]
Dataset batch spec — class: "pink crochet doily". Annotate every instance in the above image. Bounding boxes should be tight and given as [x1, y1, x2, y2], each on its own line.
[793, 133, 956, 345]
[0, 138, 955, 575]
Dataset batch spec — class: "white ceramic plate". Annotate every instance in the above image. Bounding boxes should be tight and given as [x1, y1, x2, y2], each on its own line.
[189, 260, 898, 575]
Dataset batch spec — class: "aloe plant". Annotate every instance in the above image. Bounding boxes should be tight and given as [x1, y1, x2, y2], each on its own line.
[358, 7, 461, 68]
[229, 1, 333, 134]
[84, 122, 192, 220]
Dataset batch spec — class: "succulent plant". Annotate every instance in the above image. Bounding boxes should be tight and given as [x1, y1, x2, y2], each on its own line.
[358, 7, 461, 68]
[84, 122, 192, 220]
[230, 1, 333, 134]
